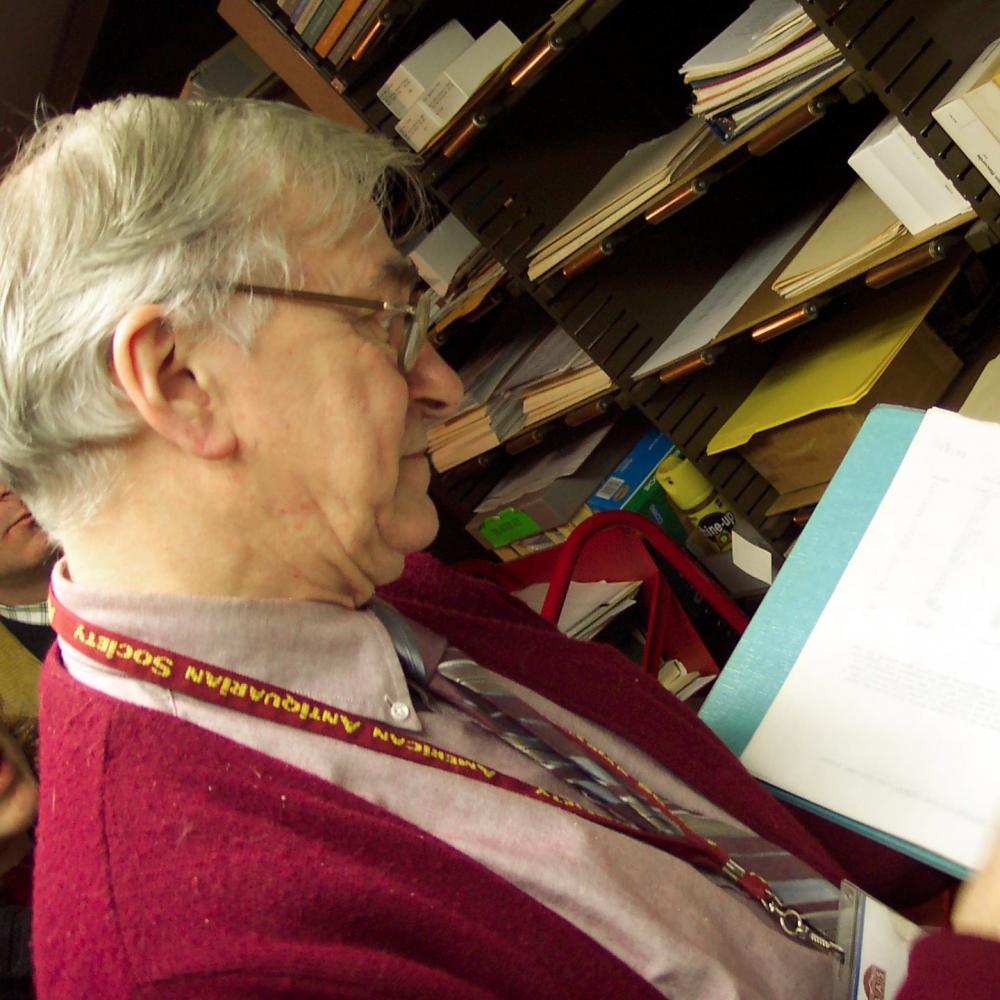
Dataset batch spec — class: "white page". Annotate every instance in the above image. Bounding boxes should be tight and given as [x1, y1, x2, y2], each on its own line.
[528, 119, 709, 261]
[514, 579, 641, 635]
[680, 0, 805, 78]
[474, 424, 612, 511]
[633, 203, 823, 378]
[741, 408, 1000, 871]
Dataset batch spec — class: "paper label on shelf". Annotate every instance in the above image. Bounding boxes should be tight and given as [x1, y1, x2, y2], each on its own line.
[732, 530, 773, 584]
[478, 508, 542, 547]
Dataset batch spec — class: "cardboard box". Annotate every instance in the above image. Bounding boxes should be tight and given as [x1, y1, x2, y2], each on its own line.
[409, 214, 480, 297]
[849, 116, 971, 236]
[396, 22, 519, 150]
[932, 36, 1000, 196]
[588, 428, 675, 511]
[707, 267, 962, 510]
[377, 20, 474, 120]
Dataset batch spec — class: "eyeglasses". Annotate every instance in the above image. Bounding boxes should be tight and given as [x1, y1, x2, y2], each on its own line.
[232, 282, 433, 373]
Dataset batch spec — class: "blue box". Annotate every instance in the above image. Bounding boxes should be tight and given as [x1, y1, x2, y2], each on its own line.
[587, 429, 675, 511]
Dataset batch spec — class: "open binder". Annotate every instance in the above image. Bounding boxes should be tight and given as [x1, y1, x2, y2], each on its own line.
[700, 404, 1000, 879]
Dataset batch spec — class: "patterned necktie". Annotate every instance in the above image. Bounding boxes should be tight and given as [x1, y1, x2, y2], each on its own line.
[370, 600, 841, 936]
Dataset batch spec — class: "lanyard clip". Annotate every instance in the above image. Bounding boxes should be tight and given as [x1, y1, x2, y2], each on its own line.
[761, 893, 845, 961]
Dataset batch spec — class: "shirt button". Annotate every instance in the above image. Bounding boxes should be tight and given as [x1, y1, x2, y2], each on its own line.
[389, 701, 410, 722]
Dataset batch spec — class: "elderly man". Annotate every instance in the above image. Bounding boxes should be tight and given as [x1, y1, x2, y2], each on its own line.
[0, 96, 996, 998]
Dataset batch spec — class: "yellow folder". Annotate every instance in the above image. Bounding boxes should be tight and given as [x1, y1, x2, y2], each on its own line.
[707, 264, 957, 456]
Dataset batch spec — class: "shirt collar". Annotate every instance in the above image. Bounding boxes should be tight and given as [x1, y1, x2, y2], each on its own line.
[0, 600, 51, 626]
[50, 558, 447, 733]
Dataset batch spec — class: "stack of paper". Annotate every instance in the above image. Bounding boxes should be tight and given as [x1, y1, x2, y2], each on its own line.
[681, 0, 846, 141]
[849, 115, 973, 237]
[526, 119, 719, 282]
[631, 202, 825, 379]
[771, 181, 908, 298]
[514, 579, 642, 640]
[427, 325, 614, 471]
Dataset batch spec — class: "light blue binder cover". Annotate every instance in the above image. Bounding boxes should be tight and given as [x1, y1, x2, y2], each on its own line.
[699, 405, 967, 879]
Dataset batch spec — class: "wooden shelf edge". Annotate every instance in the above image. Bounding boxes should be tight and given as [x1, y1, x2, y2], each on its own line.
[218, 0, 365, 130]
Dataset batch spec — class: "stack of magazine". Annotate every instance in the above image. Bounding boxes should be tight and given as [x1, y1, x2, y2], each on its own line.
[680, 0, 846, 141]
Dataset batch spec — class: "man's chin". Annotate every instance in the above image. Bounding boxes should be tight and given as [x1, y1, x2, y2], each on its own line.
[379, 506, 439, 564]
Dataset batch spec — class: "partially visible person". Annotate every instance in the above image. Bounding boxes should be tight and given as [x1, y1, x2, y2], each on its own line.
[0, 486, 53, 997]
[0, 720, 36, 996]
[0, 485, 57, 755]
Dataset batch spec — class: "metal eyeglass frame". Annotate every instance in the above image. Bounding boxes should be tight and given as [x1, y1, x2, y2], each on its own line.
[232, 282, 433, 373]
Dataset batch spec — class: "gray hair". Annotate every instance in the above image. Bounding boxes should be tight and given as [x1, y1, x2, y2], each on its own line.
[0, 95, 420, 539]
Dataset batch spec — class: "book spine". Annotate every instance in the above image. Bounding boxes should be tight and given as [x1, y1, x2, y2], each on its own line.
[287, 0, 311, 24]
[302, 0, 345, 48]
[327, 0, 383, 66]
[294, 0, 324, 34]
[314, 0, 367, 58]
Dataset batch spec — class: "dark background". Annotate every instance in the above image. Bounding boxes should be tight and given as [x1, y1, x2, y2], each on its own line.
[0, 0, 233, 165]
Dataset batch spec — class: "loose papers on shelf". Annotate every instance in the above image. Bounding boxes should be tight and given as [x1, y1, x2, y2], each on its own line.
[680, 0, 815, 81]
[427, 325, 613, 471]
[526, 120, 719, 282]
[474, 424, 613, 513]
[632, 202, 825, 379]
[771, 180, 908, 298]
[681, 0, 845, 141]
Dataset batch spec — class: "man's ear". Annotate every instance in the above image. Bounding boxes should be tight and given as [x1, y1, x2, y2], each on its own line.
[110, 304, 237, 460]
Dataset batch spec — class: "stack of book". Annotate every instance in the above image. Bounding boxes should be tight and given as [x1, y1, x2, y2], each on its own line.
[680, 0, 846, 141]
[278, 0, 406, 67]
[427, 323, 613, 472]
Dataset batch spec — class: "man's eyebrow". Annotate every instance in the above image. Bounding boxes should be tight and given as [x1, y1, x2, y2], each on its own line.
[376, 257, 419, 293]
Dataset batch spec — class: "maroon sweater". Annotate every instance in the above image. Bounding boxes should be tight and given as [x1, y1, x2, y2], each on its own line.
[32, 553, 1000, 998]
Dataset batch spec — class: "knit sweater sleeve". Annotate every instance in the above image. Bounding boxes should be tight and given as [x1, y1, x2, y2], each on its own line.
[897, 932, 1000, 1000]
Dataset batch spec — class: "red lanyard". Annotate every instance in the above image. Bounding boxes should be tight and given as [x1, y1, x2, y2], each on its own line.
[49, 591, 843, 958]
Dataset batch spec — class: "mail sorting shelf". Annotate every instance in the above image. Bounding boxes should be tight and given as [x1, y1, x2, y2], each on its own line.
[799, 0, 1000, 243]
[219, 0, 995, 542]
